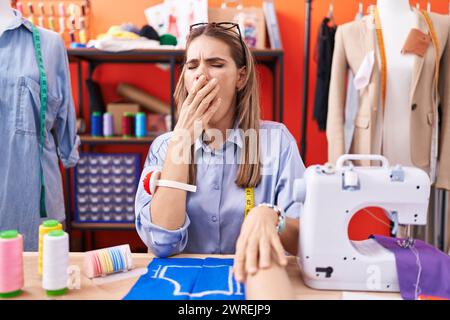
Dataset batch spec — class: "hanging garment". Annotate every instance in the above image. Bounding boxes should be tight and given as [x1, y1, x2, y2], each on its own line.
[344, 12, 364, 153]
[372, 235, 450, 300]
[0, 10, 80, 250]
[313, 17, 336, 131]
[326, 8, 450, 191]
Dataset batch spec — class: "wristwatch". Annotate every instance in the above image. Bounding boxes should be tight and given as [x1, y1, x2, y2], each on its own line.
[257, 203, 286, 234]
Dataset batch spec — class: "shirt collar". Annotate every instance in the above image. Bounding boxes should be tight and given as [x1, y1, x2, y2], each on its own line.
[194, 120, 244, 153]
[3, 9, 32, 34]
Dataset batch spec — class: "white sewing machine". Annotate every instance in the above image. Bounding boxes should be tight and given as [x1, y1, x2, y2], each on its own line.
[293, 154, 431, 292]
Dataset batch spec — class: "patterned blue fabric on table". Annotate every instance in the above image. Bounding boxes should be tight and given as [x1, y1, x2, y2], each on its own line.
[123, 258, 245, 300]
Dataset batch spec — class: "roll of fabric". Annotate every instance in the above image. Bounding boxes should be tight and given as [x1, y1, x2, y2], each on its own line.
[159, 34, 177, 46]
[139, 25, 160, 41]
[117, 83, 170, 114]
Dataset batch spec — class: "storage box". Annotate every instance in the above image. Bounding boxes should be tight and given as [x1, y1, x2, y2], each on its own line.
[208, 6, 266, 49]
[106, 103, 140, 135]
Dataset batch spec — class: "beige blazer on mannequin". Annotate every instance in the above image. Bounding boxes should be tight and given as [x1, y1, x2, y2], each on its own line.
[326, 9, 450, 190]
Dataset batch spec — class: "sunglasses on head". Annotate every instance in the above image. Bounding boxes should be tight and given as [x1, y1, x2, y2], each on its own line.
[189, 22, 247, 67]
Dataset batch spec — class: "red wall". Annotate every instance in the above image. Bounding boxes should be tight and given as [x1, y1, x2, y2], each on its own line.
[68, 0, 449, 251]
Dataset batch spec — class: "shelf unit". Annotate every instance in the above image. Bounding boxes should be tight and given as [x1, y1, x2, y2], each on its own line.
[65, 48, 284, 250]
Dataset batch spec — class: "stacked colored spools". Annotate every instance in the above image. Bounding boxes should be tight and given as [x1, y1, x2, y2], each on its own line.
[42, 230, 69, 296]
[84, 244, 133, 278]
[38, 219, 63, 276]
[0, 230, 24, 298]
[90, 111, 147, 138]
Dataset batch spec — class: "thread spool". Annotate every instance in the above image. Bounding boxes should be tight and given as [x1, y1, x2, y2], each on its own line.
[79, 17, 87, 44]
[135, 112, 147, 138]
[38, 220, 63, 276]
[91, 112, 103, 137]
[103, 113, 114, 137]
[42, 230, 69, 296]
[122, 113, 134, 137]
[344, 170, 359, 189]
[84, 244, 133, 278]
[0, 230, 24, 298]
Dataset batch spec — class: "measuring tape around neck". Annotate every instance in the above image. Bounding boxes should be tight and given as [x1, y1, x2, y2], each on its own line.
[31, 24, 48, 218]
[244, 187, 254, 219]
[373, 8, 440, 114]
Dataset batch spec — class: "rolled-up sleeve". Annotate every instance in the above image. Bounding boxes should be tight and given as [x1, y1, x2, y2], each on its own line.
[53, 38, 80, 168]
[275, 127, 306, 219]
[135, 134, 190, 257]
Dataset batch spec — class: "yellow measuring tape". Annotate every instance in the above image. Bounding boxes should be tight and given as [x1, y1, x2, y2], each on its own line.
[244, 188, 255, 219]
[373, 8, 440, 113]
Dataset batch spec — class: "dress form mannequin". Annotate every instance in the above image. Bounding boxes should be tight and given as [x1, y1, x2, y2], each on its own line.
[0, 0, 16, 37]
[376, 0, 416, 166]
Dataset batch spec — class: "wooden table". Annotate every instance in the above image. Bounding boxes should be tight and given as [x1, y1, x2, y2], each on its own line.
[10, 253, 401, 300]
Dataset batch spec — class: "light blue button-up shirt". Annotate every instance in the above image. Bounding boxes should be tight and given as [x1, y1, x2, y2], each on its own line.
[0, 10, 80, 250]
[135, 120, 305, 257]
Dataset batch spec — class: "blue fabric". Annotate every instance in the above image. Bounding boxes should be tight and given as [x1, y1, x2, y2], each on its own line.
[0, 10, 80, 250]
[135, 120, 305, 257]
[123, 258, 245, 300]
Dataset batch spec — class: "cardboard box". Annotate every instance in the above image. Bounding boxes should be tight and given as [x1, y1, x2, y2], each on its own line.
[208, 7, 266, 49]
[106, 103, 140, 135]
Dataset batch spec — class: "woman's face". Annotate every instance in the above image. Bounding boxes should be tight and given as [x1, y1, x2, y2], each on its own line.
[184, 35, 245, 125]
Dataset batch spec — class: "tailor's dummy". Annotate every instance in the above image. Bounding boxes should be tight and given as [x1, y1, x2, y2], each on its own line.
[375, 0, 416, 167]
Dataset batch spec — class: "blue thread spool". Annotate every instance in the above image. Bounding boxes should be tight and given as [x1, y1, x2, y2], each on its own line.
[91, 112, 103, 137]
[135, 112, 147, 138]
[103, 113, 114, 137]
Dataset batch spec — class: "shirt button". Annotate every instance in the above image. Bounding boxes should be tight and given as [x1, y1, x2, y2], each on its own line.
[411, 103, 418, 111]
[214, 184, 220, 190]
[212, 216, 217, 222]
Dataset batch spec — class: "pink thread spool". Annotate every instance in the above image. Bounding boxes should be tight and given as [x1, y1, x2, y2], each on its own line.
[0, 230, 24, 298]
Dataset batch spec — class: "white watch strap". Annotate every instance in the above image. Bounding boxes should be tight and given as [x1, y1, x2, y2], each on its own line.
[157, 179, 197, 193]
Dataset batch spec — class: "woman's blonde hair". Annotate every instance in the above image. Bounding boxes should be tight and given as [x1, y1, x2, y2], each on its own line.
[174, 24, 262, 188]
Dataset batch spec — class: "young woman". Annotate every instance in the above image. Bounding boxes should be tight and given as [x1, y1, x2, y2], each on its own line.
[135, 22, 305, 283]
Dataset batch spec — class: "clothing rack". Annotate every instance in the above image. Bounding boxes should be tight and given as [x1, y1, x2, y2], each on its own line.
[300, 0, 313, 159]
[300, 0, 449, 252]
